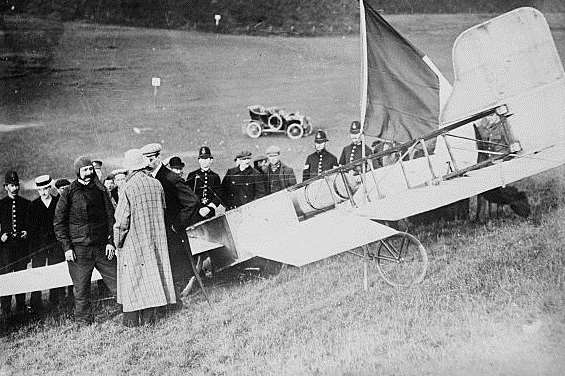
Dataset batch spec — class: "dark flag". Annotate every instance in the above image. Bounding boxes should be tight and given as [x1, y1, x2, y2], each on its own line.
[360, 0, 449, 143]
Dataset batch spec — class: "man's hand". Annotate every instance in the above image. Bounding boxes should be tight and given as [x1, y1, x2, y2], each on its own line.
[0, 233, 7, 243]
[20, 230, 27, 239]
[65, 249, 76, 262]
[198, 206, 211, 217]
[105, 244, 115, 260]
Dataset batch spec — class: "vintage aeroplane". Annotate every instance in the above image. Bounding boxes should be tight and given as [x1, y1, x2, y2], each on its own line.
[1, 4, 564, 299]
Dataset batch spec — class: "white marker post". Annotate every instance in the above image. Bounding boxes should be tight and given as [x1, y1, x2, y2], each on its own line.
[151, 77, 161, 108]
[214, 14, 221, 37]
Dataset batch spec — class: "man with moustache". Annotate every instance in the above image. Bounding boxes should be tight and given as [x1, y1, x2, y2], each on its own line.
[0, 170, 30, 317]
[186, 146, 223, 222]
[302, 130, 339, 181]
[264, 145, 296, 194]
[339, 121, 375, 169]
[53, 156, 118, 325]
[28, 175, 65, 312]
[221, 150, 266, 210]
[140, 143, 200, 305]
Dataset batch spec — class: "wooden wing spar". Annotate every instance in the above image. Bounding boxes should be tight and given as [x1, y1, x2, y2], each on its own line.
[1, 7, 564, 297]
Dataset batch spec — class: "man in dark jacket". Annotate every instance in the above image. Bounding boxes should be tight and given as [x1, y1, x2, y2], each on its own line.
[0, 170, 30, 317]
[28, 175, 65, 312]
[186, 146, 223, 222]
[302, 130, 339, 181]
[141, 143, 200, 303]
[265, 145, 296, 194]
[339, 121, 375, 169]
[53, 156, 117, 324]
[221, 150, 266, 209]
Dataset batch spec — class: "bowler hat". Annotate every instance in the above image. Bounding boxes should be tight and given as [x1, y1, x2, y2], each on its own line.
[314, 130, 328, 143]
[4, 170, 19, 186]
[198, 146, 213, 159]
[168, 156, 185, 169]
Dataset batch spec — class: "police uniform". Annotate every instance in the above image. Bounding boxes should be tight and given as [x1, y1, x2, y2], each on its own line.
[0, 170, 30, 316]
[338, 121, 374, 166]
[221, 151, 266, 209]
[302, 130, 339, 181]
[186, 146, 223, 220]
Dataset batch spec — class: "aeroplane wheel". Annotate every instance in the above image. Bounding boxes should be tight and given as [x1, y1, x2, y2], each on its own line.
[286, 123, 304, 139]
[246, 121, 262, 138]
[372, 232, 428, 287]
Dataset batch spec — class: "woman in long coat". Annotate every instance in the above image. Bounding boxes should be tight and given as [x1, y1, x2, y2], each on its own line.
[114, 149, 176, 326]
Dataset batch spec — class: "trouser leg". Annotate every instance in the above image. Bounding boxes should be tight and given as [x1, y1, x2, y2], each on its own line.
[47, 248, 65, 306]
[166, 230, 193, 304]
[122, 311, 140, 327]
[93, 248, 117, 297]
[13, 258, 27, 311]
[30, 252, 47, 310]
[67, 254, 95, 323]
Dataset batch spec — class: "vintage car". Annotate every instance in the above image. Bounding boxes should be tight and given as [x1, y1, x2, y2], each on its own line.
[243, 105, 313, 139]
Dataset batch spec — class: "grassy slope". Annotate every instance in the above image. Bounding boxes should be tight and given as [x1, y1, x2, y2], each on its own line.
[0, 13, 565, 375]
[1, 173, 564, 375]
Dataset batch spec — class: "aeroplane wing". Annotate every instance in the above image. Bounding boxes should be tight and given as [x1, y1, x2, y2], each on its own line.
[249, 209, 398, 267]
[0, 262, 102, 297]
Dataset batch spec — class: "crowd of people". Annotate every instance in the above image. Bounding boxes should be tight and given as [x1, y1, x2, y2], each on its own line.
[1, 122, 375, 328]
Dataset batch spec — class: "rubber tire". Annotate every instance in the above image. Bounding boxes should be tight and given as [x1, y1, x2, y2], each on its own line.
[374, 232, 428, 287]
[267, 113, 283, 130]
[286, 123, 304, 139]
[246, 121, 262, 138]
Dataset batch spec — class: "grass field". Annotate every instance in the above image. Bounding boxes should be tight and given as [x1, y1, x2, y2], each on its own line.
[1, 12, 565, 375]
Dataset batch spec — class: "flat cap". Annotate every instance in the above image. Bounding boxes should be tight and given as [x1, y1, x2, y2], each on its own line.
[235, 150, 252, 159]
[265, 145, 281, 156]
[140, 143, 162, 157]
[92, 159, 103, 168]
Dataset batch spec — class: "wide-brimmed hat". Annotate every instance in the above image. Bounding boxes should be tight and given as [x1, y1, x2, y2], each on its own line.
[168, 156, 185, 169]
[35, 175, 52, 188]
[124, 149, 149, 171]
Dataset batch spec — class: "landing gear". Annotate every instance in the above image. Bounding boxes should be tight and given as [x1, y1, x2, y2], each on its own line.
[370, 232, 428, 287]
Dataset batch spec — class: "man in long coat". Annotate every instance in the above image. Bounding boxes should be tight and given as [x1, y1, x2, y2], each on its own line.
[114, 149, 176, 327]
[221, 150, 266, 210]
[140, 143, 200, 306]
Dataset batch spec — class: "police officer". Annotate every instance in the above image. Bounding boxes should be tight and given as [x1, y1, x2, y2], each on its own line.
[221, 151, 266, 209]
[339, 120, 375, 169]
[0, 170, 30, 317]
[302, 130, 339, 181]
[186, 146, 223, 221]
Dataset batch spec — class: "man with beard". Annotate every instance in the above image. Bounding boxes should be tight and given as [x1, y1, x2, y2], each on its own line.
[186, 146, 223, 222]
[302, 130, 339, 181]
[53, 156, 118, 325]
[114, 149, 176, 327]
[221, 150, 266, 210]
[0, 170, 30, 317]
[339, 121, 375, 169]
[140, 143, 199, 306]
[28, 175, 65, 312]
